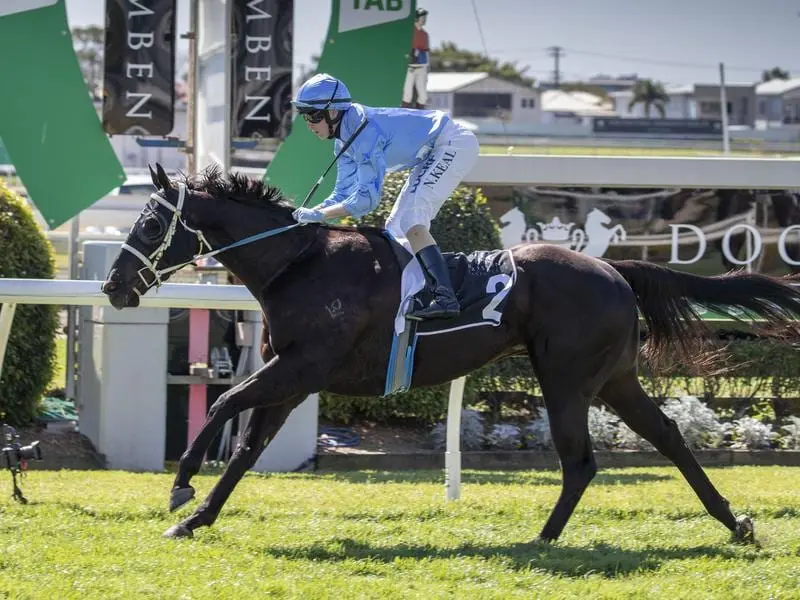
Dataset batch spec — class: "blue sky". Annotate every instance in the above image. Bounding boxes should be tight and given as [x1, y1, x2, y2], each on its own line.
[65, 0, 800, 86]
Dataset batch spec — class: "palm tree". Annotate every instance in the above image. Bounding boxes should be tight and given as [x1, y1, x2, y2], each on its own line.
[628, 80, 670, 118]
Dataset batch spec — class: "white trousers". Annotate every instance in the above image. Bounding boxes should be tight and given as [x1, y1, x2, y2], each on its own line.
[403, 65, 429, 105]
[385, 120, 480, 241]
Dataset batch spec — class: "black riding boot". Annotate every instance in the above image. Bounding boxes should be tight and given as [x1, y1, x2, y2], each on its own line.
[407, 245, 460, 320]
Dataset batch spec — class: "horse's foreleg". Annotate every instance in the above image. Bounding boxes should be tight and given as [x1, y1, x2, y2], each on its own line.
[169, 351, 325, 514]
[164, 401, 298, 538]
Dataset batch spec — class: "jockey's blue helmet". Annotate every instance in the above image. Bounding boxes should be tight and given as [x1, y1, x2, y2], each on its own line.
[291, 73, 352, 114]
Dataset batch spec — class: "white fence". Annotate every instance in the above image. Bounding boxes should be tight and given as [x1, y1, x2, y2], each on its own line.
[464, 154, 800, 188]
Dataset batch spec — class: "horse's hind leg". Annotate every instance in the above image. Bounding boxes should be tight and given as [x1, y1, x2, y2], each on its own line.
[164, 402, 297, 538]
[599, 369, 754, 543]
[532, 373, 598, 542]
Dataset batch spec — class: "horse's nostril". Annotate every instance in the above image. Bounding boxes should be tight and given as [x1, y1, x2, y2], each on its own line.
[101, 280, 117, 294]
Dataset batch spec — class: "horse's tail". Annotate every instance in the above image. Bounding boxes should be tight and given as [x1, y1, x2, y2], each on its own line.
[606, 259, 800, 371]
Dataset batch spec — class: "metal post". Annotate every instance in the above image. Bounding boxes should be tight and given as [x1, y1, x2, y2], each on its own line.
[745, 206, 755, 273]
[65, 215, 80, 398]
[0, 303, 18, 377]
[222, 0, 232, 172]
[445, 376, 466, 501]
[719, 62, 730, 154]
[184, 0, 198, 176]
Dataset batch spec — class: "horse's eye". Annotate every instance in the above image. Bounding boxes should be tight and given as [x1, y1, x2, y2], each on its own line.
[139, 216, 164, 242]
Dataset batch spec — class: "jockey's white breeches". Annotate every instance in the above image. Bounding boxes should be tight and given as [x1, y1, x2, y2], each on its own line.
[385, 120, 479, 240]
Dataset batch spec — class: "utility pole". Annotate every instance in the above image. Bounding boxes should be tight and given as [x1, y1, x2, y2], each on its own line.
[547, 45, 565, 88]
[182, 0, 198, 176]
[719, 62, 730, 155]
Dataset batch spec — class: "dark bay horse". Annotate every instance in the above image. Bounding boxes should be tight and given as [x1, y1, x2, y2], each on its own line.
[102, 164, 800, 543]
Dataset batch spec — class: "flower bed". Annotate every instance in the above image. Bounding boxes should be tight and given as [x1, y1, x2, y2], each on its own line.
[430, 395, 800, 452]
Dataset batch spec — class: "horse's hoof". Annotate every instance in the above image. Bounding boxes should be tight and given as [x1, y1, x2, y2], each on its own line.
[163, 523, 193, 539]
[734, 514, 755, 544]
[169, 486, 195, 512]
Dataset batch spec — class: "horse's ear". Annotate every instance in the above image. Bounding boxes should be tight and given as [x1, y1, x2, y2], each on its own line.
[155, 163, 171, 190]
[148, 164, 160, 189]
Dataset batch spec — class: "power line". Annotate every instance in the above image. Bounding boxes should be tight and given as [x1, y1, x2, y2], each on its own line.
[546, 46, 565, 88]
[468, 0, 513, 132]
[490, 45, 792, 77]
[469, 0, 490, 64]
[562, 47, 771, 74]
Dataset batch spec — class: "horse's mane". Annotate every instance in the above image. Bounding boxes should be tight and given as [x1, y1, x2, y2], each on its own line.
[179, 164, 394, 243]
[182, 164, 295, 211]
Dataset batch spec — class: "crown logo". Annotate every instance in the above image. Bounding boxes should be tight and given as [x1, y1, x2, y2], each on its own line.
[537, 217, 574, 242]
[517, 209, 624, 258]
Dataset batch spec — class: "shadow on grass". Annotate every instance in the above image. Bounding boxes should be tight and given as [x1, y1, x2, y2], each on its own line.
[257, 537, 742, 578]
[280, 470, 674, 487]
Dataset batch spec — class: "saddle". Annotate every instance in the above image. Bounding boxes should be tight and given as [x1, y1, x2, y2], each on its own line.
[381, 232, 518, 396]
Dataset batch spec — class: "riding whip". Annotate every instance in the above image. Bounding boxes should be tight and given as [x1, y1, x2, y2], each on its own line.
[299, 118, 369, 209]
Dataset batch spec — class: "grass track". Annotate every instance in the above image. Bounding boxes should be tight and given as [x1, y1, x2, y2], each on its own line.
[2, 466, 799, 598]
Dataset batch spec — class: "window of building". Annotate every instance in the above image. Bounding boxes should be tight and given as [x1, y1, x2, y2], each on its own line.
[453, 92, 512, 118]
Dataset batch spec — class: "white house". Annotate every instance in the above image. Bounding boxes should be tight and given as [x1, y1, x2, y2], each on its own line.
[755, 78, 800, 127]
[610, 82, 757, 126]
[425, 72, 541, 125]
[539, 89, 617, 124]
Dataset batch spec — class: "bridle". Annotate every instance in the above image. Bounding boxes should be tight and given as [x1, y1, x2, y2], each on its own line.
[120, 182, 302, 294]
[121, 183, 211, 294]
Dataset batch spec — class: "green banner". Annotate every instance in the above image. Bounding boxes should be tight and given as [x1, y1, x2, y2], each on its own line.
[264, 0, 416, 205]
[0, 0, 125, 229]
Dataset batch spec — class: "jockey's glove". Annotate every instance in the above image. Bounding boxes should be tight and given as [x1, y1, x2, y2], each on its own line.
[292, 207, 325, 224]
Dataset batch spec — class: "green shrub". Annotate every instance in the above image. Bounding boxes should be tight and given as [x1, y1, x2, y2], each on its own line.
[339, 171, 502, 253]
[319, 172, 503, 424]
[0, 179, 59, 426]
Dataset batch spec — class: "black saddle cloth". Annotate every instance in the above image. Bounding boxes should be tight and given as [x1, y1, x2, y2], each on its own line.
[384, 233, 516, 335]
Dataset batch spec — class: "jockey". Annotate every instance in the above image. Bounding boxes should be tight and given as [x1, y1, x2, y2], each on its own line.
[290, 72, 480, 321]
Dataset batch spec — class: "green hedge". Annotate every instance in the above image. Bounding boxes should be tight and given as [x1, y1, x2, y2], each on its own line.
[323, 335, 800, 426]
[0, 179, 59, 426]
[337, 171, 501, 253]
[319, 172, 502, 423]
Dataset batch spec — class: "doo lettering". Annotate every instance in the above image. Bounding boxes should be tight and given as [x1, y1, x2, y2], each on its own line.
[669, 223, 800, 267]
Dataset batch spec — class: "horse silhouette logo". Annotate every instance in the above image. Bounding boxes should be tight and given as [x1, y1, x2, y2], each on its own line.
[499, 206, 527, 248]
[580, 208, 627, 257]
[498, 207, 626, 258]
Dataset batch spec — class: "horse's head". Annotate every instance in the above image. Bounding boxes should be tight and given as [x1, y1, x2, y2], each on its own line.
[101, 163, 210, 309]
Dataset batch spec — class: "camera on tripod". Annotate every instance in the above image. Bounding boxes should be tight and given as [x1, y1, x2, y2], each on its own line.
[2, 424, 43, 503]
